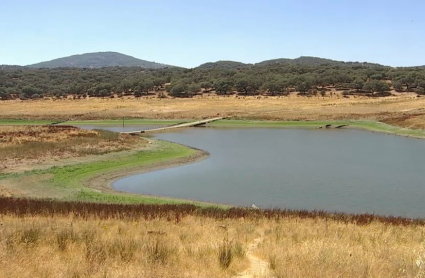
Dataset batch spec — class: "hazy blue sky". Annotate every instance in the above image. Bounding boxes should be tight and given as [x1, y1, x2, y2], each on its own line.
[1, 0, 424, 67]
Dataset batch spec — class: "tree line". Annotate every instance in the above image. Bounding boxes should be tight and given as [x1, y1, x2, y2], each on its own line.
[1, 63, 425, 100]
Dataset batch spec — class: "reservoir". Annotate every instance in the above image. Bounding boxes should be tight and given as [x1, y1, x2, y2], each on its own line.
[106, 127, 425, 218]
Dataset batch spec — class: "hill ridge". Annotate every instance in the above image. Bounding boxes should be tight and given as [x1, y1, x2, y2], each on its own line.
[27, 51, 174, 69]
[195, 56, 386, 69]
[19, 52, 393, 69]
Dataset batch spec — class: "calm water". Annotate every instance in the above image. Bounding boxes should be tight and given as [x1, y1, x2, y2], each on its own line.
[90, 126, 425, 218]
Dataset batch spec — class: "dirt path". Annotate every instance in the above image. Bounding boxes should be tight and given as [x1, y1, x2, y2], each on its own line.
[235, 232, 271, 278]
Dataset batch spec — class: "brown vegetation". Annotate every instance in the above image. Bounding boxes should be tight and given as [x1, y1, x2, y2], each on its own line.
[1, 92, 425, 129]
[0, 125, 144, 172]
[382, 113, 425, 130]
[0, 197, 424, 278]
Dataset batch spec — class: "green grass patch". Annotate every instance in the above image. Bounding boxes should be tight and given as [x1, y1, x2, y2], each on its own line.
[209, 120, 350, 127]
[209, 119, 425, 138]
[50, 141, 195, 189]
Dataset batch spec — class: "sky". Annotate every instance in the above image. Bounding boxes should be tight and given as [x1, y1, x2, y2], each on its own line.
[1, 0, 424, 68]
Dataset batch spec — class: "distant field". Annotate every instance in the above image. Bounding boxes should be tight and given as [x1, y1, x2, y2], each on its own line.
[0, 93, 424, 130]
[0, 119, 56, 125]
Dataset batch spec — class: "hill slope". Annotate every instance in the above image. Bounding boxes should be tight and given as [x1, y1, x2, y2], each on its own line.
[27, 52, 174, 69]
[256, 56, 384, 67]
[196, 60, 252, 69]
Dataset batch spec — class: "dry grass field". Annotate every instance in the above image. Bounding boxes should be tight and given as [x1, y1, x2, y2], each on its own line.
[0, 198, 424, 278]
[255, 219, 425, 277]
[0, 215, 251, 278]
[0, 125, 144, 173]
[1, 93, 425, 129]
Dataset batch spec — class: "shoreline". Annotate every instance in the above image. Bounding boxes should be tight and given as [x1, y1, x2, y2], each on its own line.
[74, 141, 231, 208]
[0, 137, 217, 206]
[85, 144, 210, 197]
[206, 119, 425, 139]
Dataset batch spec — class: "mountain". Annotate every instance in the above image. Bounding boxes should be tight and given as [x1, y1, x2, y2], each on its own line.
[256, 56, 385, 67]
[27, 52, 174, 69]
[196, 60, 251, 70]
[194, 56, 385, 69]
[0, 65, 26, 70]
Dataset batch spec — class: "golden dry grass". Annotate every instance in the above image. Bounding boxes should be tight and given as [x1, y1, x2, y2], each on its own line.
[383, 113, 425, 130]
[1, 213, 424, 278]
[0, 214, 253, 278]
[1, 92, 424, 125]
[0, 125, 98, 146]
[255, 218, 425, 277]
[0, 125, 145, 172]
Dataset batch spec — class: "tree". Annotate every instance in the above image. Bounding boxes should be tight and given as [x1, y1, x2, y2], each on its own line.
[137, 81, 146, 93]
[134, 90, 142, 98]
[351, 78, 364, 90]
[0, 87, 8, 100]
[214, 79, 232, 95]
[417, 78, 425, 90]
[187, 83, 201, 95]
[403, 73, 417, 91]
[295, 81, 312, 94]
[200, 81, 212, 89]
[363, 80, 390, 93]
[261, 79, 287, 96]
[22, 86, 43, 97]
[393, 80, 403, 92]
[99, 89, 111, 98]
[233, 75, 262, 95]
[144, 80, 155, 92]
[415, 87, 425, 95]
[234, 78, 250, 94]
[374, 81, 390, 93]
[370, 73, 384, 80]
[169, 83, 189, 97]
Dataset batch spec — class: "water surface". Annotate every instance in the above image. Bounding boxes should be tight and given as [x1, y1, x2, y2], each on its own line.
[105, 127, 424, 218]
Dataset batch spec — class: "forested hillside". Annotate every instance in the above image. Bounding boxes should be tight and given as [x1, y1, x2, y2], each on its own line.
[1, 61, 425, 100]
